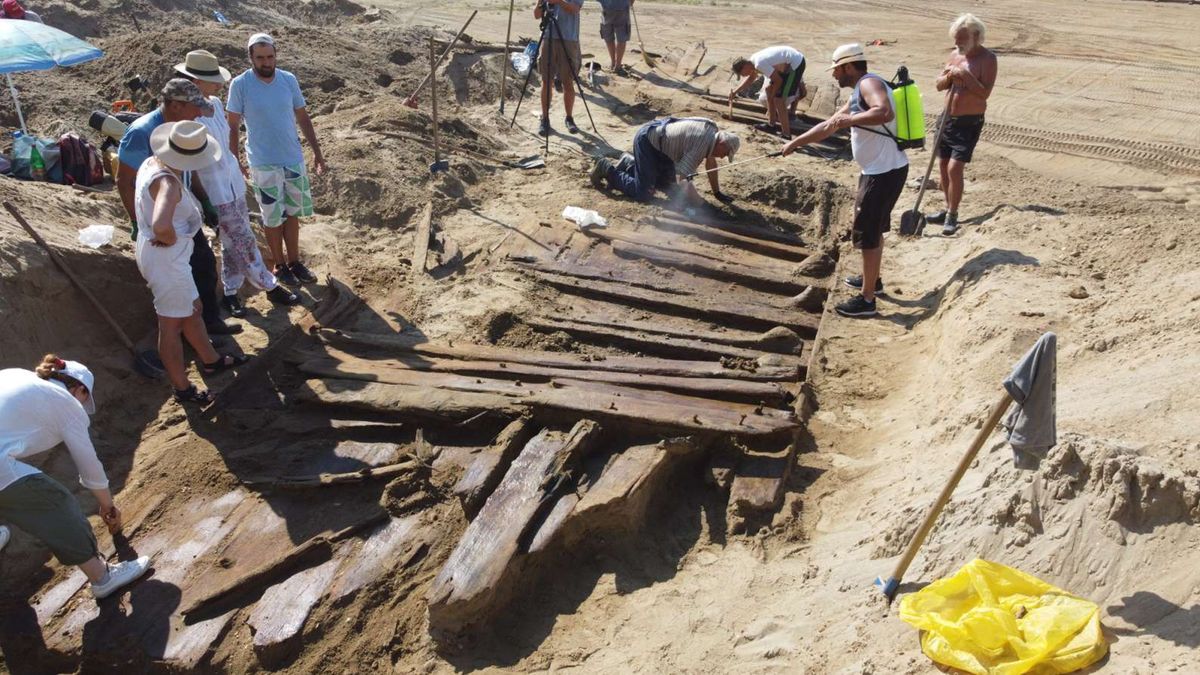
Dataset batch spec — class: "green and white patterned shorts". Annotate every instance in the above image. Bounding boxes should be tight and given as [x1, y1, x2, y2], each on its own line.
[250, 163, 314, 228]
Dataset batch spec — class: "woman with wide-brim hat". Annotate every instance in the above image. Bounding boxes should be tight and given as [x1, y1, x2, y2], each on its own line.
[174, 49, 300, 319]
[0, 354, 149, 600]
[134, 120, 250, 405]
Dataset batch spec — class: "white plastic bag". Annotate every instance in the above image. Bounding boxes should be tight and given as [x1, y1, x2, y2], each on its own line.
[562, 206, 608, 229]
[510, 53, 532, 77]
[78, 224, 115, 249]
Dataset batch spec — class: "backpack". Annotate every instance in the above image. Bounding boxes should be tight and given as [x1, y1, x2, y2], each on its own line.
[58, 133, 105, 186]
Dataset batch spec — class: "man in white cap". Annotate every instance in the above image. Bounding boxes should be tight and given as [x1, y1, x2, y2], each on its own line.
[730, 45, 807, 139]
[117, 78, 241, 336]
[590, 117, 739, 204]
[227, 32, 327, 288]
[781, 43, 909, 318]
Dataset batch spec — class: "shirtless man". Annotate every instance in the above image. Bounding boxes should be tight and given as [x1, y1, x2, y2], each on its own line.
[928, 13, 997, 236]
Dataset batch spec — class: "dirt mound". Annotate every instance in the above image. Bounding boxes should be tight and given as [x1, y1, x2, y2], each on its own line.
[33, 0, 377, 38]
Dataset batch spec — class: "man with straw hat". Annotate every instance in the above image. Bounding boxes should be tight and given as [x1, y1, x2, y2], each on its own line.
[134, 120, 251, 406]
[780, 43, 909, 318]
[227, 33, 326, 289]
[117, 78, 241, 336]
[175, 49, 300, 318]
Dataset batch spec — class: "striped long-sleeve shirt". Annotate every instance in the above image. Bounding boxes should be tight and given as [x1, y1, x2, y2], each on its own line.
[648, 118, 719, 178]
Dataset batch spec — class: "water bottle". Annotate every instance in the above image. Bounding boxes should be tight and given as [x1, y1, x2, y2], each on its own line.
[213, 10, 230, 24]
[30, 144, 45, 181]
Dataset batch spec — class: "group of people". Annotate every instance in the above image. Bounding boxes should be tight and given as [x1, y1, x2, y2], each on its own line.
[115, 33, 326, 404]
[591, 14, 996, 319]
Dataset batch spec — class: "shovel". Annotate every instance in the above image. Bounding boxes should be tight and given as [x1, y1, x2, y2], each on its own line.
[899, 90, 954, 236]
[511, 155, 545, 169]
[428, 38, 449, 174]
[4, 201, 165, 379]
[631, 6, 658, 69]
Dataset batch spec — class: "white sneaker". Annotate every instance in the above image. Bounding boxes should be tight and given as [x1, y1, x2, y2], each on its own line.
[90, 556, 151, 599]
[0, 525, 9, 552]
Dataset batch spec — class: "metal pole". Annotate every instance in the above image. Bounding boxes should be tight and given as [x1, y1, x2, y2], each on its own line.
[499, 0, 516, 113]
[429, 38, 444, 172]
[6, 74, 28, 134]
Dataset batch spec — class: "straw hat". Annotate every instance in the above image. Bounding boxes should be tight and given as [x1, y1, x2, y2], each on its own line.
[150, 120, 222, 172]
[174, 49, 231, 84]
[827, 43, 866, 70]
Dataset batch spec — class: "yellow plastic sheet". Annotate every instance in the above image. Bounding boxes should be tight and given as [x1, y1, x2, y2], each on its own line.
[898, 559, 1107, 675]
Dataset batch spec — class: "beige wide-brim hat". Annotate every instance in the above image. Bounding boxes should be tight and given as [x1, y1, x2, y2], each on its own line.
[150, 120, 222, 172]
[174, 49, 232, 84]
[827, 43, 866, 70]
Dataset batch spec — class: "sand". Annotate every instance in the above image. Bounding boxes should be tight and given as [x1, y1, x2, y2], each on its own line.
[1, 0, 1198, 672]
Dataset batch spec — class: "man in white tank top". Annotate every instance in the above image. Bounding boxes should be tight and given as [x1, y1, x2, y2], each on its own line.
[779, 44, 909, 318]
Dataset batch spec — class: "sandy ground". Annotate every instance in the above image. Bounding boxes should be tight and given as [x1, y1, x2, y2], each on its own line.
[1, 0, 1198, 672]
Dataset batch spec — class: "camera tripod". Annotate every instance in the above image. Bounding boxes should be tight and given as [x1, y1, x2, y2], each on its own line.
[509, 2, 599, 153]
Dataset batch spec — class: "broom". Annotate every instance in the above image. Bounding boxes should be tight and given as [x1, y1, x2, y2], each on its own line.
[631, 6, 657, 69]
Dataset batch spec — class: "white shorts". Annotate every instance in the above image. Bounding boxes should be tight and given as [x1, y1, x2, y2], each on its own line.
[136, 235, 199, 318]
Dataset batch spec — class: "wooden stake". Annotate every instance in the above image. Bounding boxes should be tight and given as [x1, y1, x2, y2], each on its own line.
[499, 0, 515, 113]
[404, 10, 478, 107]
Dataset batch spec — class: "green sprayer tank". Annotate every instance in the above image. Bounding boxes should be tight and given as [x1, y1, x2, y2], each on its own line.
[891, 66, 925, 150]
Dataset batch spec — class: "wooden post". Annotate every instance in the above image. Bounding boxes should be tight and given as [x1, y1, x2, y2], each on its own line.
[499, 0, 515, 113]
[429, 37, 442, 170]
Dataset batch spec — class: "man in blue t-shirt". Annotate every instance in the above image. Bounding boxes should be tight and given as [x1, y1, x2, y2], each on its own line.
[533, 0, 584, 137]
[117, 78, 239, 335]
[227, 33, 327, 288]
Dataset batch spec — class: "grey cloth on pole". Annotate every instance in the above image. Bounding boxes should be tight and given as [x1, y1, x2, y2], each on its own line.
[1002, 332, 1057, 469]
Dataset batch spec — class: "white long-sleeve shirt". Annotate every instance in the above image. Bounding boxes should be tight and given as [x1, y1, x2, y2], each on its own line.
[0, 368, 109, 492]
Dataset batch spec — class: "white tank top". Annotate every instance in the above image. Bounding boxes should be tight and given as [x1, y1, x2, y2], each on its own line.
[849, 74, 909, 176]
[134, 158, 202, 242]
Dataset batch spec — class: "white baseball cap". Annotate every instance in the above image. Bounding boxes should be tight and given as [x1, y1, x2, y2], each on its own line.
[247, 32, 275, 51]
[59, 359, 97, 414]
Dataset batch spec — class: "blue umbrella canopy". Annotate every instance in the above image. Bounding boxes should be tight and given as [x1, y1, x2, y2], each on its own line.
[0, 21, 103, 133]
[0, 20, 102, 74]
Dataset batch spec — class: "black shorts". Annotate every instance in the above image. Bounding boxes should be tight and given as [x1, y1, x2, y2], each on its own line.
[775, 62, 805, 99]
[853, 164, 909, 249]
[938, 114, 985, 163]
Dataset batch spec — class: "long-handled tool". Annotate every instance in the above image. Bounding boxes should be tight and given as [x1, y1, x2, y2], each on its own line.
[631, 6, 658, 69]
[684, 144, 835, 180]
[4, 201, 165, 379]
[428, 38, 449, 174]
[498, 0, 516, 113]
[875, 389, 1013, 604]
[899, 90, 954, 236]
[404, 10, 478, 109]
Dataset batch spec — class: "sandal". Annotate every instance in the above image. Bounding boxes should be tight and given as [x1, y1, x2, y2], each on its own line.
[201, 353, 251, 375]
[173, 385, 215, 406]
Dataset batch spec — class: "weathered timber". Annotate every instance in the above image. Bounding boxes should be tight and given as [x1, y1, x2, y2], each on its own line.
[316, 328, 798, 380]
[642, 214, 816, 261]
[650, 213, 811, 248]
[294, 378, 520, 420]
[606, 237, 827, 295]
[241, 460, 419, 489]
[522, 265, 822, 336]
[248, 554, 344, 668]
[529, 437, 702, 552]
[524, 316, 806, 369]
[296, 352, 792, 402]
[298, 379, 799, 436]
[728, 442, 798, 526]
[546, 314, 806, 355]
[453, 416, 535, 516]
[329, 515, 425, 602]
[582, 223, 805, 271]
[427, 421, 602, 634]
[412, 202, 433, 279]
[181, 512, 389, 622]
[675, 42, 707, 78]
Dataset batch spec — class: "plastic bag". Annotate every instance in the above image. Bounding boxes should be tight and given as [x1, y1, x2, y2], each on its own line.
[898, 559, 1107, 675]
[10, 132, 63, 182]
[562, 206, 607, 229]
[78, 224, 115, 249]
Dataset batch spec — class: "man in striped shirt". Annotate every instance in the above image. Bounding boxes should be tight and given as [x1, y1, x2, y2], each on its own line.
[591, 117, 739, 204]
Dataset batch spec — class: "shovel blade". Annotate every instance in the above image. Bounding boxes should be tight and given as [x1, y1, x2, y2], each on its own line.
[515, 155, 544, 169]
[899, 209, 924, 237]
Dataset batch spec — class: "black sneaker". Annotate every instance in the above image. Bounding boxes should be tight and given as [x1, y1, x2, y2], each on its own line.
[942, 213, 960, 236]
[590, 157, 612, 189]
[843, 275, 884, 293]
[565, 116, 580, 134]
[274, 263, 301, 287]
[205, 320, 244, 335]
[537, 116, 551, 137]
[266, 285, 301, 306]
[926, 210, 948, 224]
[288, 261, 318, 284]
[835, 295, 877, 318]
[222, 294, 246, 318]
